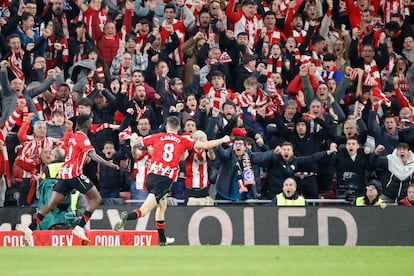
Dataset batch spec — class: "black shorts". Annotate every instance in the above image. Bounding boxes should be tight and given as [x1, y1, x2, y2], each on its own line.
[146, 173, 173, 202]
[54, 175, 94, 196]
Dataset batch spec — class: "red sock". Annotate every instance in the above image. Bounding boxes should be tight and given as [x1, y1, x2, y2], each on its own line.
[134, 209, 142, 218]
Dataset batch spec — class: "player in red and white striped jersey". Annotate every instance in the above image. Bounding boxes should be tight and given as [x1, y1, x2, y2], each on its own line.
[184, 130, 216, 205]
[22, 115, 119, 245]
[114, 116, 230, 245]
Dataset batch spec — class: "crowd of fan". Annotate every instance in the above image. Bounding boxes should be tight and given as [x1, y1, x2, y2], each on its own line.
[0, 0, 414, 208]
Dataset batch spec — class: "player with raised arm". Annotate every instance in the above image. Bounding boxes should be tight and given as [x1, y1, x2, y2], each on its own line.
[21, 115, 120, 246]
[114, 116, 230, 245]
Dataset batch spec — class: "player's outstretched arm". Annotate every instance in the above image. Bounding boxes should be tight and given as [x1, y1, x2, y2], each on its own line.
[194, 135, 231, 151]
[88, 150, 120, 170]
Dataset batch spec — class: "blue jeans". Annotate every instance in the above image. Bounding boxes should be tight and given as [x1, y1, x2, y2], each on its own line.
[99, 188, 120, 199]
[130, 179, 148, 206]
[171, 178, 185, 199]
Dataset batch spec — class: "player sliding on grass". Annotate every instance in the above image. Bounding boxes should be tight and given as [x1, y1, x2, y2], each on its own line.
[114, 116, 230, 245]
[21, 115, 119, 246]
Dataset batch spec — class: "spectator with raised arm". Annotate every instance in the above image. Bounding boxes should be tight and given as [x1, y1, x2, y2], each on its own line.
[371, 143, 414, 203]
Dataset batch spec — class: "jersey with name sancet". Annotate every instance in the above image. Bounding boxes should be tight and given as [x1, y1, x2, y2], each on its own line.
[143, 132, 195, 182]
[58, 131, 94, 179]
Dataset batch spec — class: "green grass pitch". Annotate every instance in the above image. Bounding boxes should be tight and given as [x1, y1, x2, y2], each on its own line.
[0, 246, 412, 275]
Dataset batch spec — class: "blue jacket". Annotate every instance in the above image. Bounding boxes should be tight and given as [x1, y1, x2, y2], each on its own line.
[215, 146, 275, 200]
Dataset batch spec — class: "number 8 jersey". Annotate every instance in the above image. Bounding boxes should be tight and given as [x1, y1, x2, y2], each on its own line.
[143, 132, 195, 182]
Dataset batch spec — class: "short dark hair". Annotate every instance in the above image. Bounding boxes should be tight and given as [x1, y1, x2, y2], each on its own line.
[293, 13, 303, 20]
[281, 141, 294, 148]
[126, 33, 137, 42]
[138, 18, 151, 26]
[346, 136, 360, 144]
[211, 70, 225, 79]
[241, 0, 256, 6]
[391, 13, 404, 21]
[237, 32, 248, 38]
[138, 116, 151, 125]
[264, 11, 276, 19]
[77, 97, 93, 108]
[167, 116, 181, 129]
[164, 3, 176, 12]
[233, 136, 246, 145]
[397, 142, 410, 150]
[222, 100, 237, 110]
[103, 141, 115, 147]
[7, 34, 20, 43]
[51, 109, 65, 118]
[74, 21, 87, 29]
[168, 77, 181, 87]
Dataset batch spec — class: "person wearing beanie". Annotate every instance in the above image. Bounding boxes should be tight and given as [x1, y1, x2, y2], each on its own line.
[271, 110, 332, 198]
[355, 179, 386, 208]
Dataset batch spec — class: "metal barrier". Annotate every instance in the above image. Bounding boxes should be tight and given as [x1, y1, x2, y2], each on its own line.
[124, 198, 351, 206]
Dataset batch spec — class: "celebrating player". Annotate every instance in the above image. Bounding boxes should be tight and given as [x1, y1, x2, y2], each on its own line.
[114, 116, 230, 245]
[21, 115, 120, 246]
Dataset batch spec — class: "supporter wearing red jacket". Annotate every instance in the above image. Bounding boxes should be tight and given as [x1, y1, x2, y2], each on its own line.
[399, 184, 414, 206]
[96, 22, 121, 67]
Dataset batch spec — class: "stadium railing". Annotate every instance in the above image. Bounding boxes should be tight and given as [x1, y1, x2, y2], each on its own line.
[124, 198, 349, 206]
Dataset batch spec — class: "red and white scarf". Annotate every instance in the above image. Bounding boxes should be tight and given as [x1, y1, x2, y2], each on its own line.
[364, 60, 382, 89]
[91, 123, 120, 133]
[204, 82, 234, 111]
[267, 56, 283, 77]
[381, 53, 397, 79]
[266, 78, 284, 118]
[0, 108, 21, 185]
[266, 29, 284, 45]
[119, 65, 132, 84]
[8, 51, 24, 81]
[312, 51, 323, 74]
[134, 101, 148, 122]
[127, 82, 135, 101]
[383, 0, 402, 23]
[397, 73, 409, 92]
[119, 126, 132, 140]
[349, 68, 359, 81]
[371, 86, 391, 109]
[293, 48, 301, 65]
[52, 97, 76, 119]
[219, 51, 232, 64]
[84, 79, 95, 96]
[321, 66, 338, 82]
[208, 87, 226, 110]
[14, 96, 29, 126]
[237, 88, 270, 120]
[96, 65, 105, 81]
[293, 29, 307, 46]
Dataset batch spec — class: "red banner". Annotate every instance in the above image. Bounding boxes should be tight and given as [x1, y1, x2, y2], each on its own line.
[0, 230, 158, 247]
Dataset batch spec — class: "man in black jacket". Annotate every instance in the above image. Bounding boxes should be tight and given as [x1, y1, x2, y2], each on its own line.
[330, 136, 373, 203]
[272, 113, 331, 198]
[260, 141, 337, 200]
